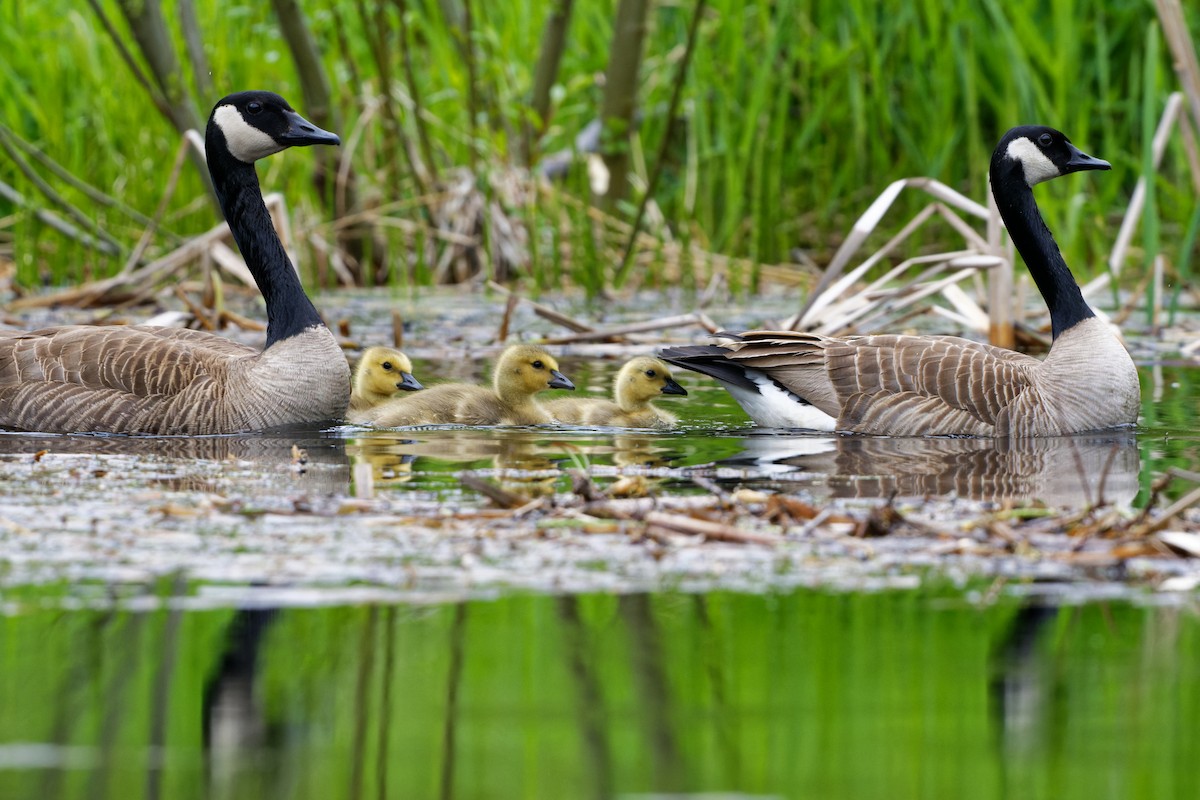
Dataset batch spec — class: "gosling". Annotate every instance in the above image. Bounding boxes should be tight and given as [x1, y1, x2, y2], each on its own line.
[545, 356, 687, 429]
[350, 347, 424, 411]
[351, 344, 575, 426]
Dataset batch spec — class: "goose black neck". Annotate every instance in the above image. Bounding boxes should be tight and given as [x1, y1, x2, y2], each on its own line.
[990, 162, 1094, 339]
[207, 139, 324, 348]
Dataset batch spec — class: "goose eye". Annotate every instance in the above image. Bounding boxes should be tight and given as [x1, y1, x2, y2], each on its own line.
[645, 370, 656, 378]
[247, 101, 263, 115]
[1038, 132, 1053, 147]
[532, 360, 544, 370]
[381, 361, 393, 371]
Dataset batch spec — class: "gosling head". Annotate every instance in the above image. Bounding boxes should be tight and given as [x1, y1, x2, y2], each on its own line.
[354, 346, 423, 403]
[615, 357, 687, 410]
[494, 345, 575, 399]
[992, 125, 1110, 188]
[208, 90, 341, 166]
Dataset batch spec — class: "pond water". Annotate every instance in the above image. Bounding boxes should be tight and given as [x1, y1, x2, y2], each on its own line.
[2, 289, 1199, 798]
[2, 588, 1198, 799]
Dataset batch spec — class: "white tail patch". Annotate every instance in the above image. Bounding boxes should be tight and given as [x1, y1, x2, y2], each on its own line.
[724, 371, 838, 431]
[213, 105, 282, 163]
[1005, 137, 1060, 186]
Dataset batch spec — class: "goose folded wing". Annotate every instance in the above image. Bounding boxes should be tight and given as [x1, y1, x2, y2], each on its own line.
[823, 335, 1040, 431]
[0, 325, 242, 399]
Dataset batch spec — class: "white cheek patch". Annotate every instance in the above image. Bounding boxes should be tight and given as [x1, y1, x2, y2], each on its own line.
[1005, 137, 1060, 186]
[212, 105, 282, 162]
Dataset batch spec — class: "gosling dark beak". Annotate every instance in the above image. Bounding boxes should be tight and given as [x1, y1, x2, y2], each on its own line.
[548, 370, 575, 391]
[396, 372, 423, 391]
[660, 377, 688, 396]
[1064, 142, 1110, 173]
[281, 109, 341, 147]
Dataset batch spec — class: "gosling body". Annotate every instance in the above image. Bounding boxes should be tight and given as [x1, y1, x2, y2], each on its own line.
[545, 356, 687, 428]
[351, 344, 574, 427]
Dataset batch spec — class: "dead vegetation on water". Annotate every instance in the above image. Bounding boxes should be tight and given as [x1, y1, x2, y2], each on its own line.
[2, 432, 1200, 608]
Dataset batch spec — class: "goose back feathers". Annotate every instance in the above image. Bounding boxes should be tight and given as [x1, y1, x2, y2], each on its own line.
[661, 126, 1140, 437]
[0, 91, 349, 434]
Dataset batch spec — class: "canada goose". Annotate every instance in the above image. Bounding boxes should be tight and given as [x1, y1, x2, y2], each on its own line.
[545, 356, 687, 428]
[351, 344, 575, 426]
[0, 91, 349, 434]
[350, 346, 424, 411]
[661, 126, 1140, 437]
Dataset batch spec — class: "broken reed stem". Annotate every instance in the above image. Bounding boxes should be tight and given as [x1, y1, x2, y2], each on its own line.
[0, 122, 169, 236]
[613, 0, 709, 287]
[497, 290, 520, 342]
[644, 511, 781, 545]
[391, 310, 405, 349]
[1130, 484, 1200, 538]
[0, 126, 124, 256]
[0, 180, 120, 257]
[83, 0, 173, 121]
[543, 313, 709, 343]
[486, 281, 594, 332]
[393, 0, 440, 185]
[121, 133, 193, 275]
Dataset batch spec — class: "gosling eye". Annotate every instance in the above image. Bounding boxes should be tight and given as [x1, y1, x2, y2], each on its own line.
[1038, 132, 1053, 147]
[645, 369, 657, 378]
[381, 361, 393, 371]
[531, 360, 544, 370]
[247, 101, 263, 115]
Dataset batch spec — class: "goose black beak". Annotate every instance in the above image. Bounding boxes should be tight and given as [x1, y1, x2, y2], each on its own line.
[281, 109, 341, 148]
[660, 377, 688, 396]
[548, 370, 575, 391]
[396, 372, 424, 391]
[1064, 142, 1110, 173]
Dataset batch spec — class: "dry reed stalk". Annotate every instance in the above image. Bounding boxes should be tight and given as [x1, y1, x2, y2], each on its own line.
[544, 313, 710, 344]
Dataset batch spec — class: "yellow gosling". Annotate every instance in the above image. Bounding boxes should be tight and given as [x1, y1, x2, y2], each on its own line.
[349, 347, 424, 411]
[545, 356, 686, 428]
[351, 344, 574, 426]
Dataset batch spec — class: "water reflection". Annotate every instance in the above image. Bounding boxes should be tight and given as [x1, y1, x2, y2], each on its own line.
[0, 425, 350, 493]
[727, 430, 1141, 505]
[3, 590, 1197, 799]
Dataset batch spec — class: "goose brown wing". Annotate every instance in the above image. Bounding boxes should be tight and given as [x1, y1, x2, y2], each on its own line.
[0, 325, 250, 396]
[722, 331, 1040, 433]
[0, 326, 250, 432]
[136, 326, 260, 357]
[823, 334, 1039, 432]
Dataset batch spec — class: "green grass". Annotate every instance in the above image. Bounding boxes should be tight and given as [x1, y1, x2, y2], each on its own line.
[0, 0, 1196, 295]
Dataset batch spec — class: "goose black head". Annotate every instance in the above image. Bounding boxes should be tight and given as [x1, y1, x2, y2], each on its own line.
[207, 90, 340, 164]
[992, 125, 1110, 188]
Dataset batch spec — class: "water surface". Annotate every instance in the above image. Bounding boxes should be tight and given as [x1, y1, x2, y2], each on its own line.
[1, 589, 1196, 800]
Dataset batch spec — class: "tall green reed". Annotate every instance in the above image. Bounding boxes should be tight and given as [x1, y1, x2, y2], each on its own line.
[0, 0, 1192, 295]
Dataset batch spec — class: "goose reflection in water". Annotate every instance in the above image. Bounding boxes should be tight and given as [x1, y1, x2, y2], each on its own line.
[725, 430, 1140, 506]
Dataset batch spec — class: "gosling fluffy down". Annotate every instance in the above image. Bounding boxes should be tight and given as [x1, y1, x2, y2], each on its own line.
[349, 346, 423, 411]
[545, 356, 687, 428]
[350, 344, 574, 427]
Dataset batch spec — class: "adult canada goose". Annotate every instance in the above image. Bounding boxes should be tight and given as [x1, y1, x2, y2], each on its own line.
[661, 126, 1140, 437]
[545, 356, 687, 428]
[351, 344, 575, 427]
[349, 346, 424, 411]
[0, 91, 349, 434]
